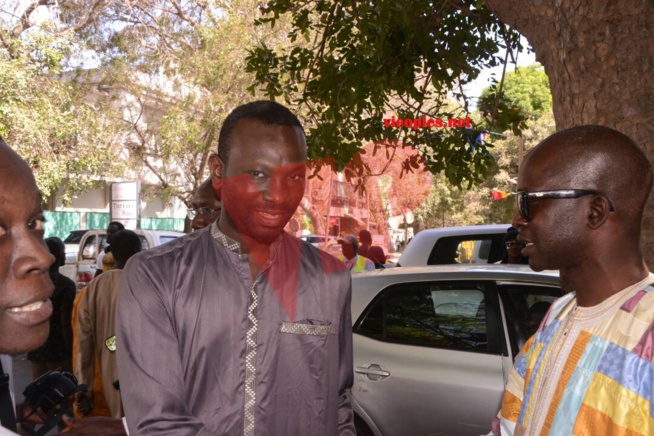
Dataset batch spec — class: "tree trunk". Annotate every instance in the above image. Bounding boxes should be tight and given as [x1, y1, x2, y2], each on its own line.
[300, 197, 325, 236]
[485, 0, 654, 265]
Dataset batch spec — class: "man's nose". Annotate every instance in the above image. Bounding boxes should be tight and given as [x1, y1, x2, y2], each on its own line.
[262, 175, 286, 203]
[511, 208, 527, 229]
[12, 230, 54, 279]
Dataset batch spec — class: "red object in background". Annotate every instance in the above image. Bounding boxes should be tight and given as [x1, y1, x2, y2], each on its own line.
[491, 189, 510, 201]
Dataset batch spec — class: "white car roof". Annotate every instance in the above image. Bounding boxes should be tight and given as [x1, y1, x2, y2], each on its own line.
[398, 224, 511, 267]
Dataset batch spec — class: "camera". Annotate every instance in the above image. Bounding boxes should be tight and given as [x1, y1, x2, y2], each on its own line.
[21, 371, 87, 435]
[23, 371, 84, 414]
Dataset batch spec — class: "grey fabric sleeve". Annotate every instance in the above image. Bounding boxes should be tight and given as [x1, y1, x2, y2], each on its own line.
[116, 252, 207, 436]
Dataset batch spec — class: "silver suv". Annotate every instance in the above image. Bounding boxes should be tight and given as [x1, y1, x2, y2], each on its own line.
[351, 264, 561, 436]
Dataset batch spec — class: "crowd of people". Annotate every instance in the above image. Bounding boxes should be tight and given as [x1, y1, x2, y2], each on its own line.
[1, 101, 654, 435]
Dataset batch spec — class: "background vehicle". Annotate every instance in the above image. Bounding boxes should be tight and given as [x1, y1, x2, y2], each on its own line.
[397, 224, 511, 267]
[351, 265, 561, 436]
[300, 234, 336, 248]
[75, 229, 184, 288]
[63, 230, 90, 263]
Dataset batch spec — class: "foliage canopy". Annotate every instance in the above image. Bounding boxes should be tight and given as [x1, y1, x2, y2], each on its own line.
[246, 0, 522, 187]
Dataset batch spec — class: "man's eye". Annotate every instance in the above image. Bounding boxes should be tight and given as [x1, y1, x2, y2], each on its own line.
[249, 171, 266, 179]
[28, 215, 46, 230]
[289, 174, 304, 181]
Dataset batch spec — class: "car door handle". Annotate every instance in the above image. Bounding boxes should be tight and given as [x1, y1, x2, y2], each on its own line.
[355, 364, 390, 380]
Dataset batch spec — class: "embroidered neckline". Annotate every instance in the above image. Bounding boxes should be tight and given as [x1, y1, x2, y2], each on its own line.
[210, 220, 242, 254]
[573, 272, 654, 321]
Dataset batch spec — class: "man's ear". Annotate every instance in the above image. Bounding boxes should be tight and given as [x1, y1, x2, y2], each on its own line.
[587, 195, 612, 229]
[208, 154, 222, 199]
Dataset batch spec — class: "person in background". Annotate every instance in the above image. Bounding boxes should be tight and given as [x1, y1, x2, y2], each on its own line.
[94, 222, 125, 278]
[71, 284, 112, 419]
[188, 178, 221, 231]
[491, 125, 654, 435]
[337, 235, 375, 272]
[26, 237, 76, 379]
[500, 227, 529, 264]
[358, 230, 386, 268]
[76, 230, 141, 419]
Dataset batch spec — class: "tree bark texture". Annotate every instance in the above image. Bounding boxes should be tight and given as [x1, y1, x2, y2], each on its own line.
[485, 0, 654, 265]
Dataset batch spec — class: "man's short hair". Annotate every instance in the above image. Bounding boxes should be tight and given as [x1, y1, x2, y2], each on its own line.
[359, 230, 373, 245]
[217, 100, 305, 165]
[503, 227, 519, 243]
[45, 237, 66, 267]
[110, 230, 141, 265]
[108, 221, 125, 231]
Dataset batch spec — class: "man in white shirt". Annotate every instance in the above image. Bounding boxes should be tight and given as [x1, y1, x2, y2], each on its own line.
[0, 139, 127, 435]
[0, 139, 54, 432]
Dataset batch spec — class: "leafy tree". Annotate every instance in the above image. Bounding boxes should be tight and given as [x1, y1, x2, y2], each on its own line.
[247, 0, 654, 263]
[478, 63, 551, 135]
[246, 0, 518, 188]
[0, 9, 123, 207]
[56, 0, 294, 207]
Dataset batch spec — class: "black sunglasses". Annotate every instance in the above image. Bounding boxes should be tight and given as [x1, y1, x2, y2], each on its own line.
[505, 241, 526, 249]
[516, 189, 615, 221]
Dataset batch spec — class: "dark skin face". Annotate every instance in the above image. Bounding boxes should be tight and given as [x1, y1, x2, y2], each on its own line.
[340, 241, 356, 260]
[512, 132, 649, 306]
[106, 224, 121, 245]
[505, 238, 525, 264]
[0, 144, 54, 354]
[210, 119, 307, 279]
[190, 179, 221, 231]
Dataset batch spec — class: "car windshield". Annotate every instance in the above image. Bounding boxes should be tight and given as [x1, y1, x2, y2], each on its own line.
[64, 230, 87, 243]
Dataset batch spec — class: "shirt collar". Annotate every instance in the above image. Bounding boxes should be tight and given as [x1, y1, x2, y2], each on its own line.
[210, 220, 242, 254]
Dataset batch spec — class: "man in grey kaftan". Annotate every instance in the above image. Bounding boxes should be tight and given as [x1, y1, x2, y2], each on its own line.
[117, 101, 355, 435]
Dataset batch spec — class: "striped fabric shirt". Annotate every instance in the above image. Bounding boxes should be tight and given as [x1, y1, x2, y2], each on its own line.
[493, 273, 654, 435]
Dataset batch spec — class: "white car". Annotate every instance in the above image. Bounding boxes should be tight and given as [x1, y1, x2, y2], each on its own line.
[398, 224, 512, 267]
[351, 264, 561, 436]
[74, 229, 184, 288]
[62, 230, 90, 264]
[300, 234, 336, 248]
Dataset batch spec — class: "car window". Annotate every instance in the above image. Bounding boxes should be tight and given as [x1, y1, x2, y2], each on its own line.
[499, 284, 562, 355]
[428, 234, 505, 265]
[64, 230, 86, 244]
[355, 282, 500, 354]
[81, 235, 97, 260]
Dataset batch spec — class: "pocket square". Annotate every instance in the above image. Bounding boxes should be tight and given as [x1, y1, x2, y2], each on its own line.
[280, 320, 332, 336]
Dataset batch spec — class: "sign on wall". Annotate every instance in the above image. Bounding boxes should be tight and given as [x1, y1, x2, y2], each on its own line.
[110, 182, 140, 229]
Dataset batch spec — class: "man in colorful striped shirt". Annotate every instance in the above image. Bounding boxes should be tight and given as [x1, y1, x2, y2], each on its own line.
[492, 125, 654, 435]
